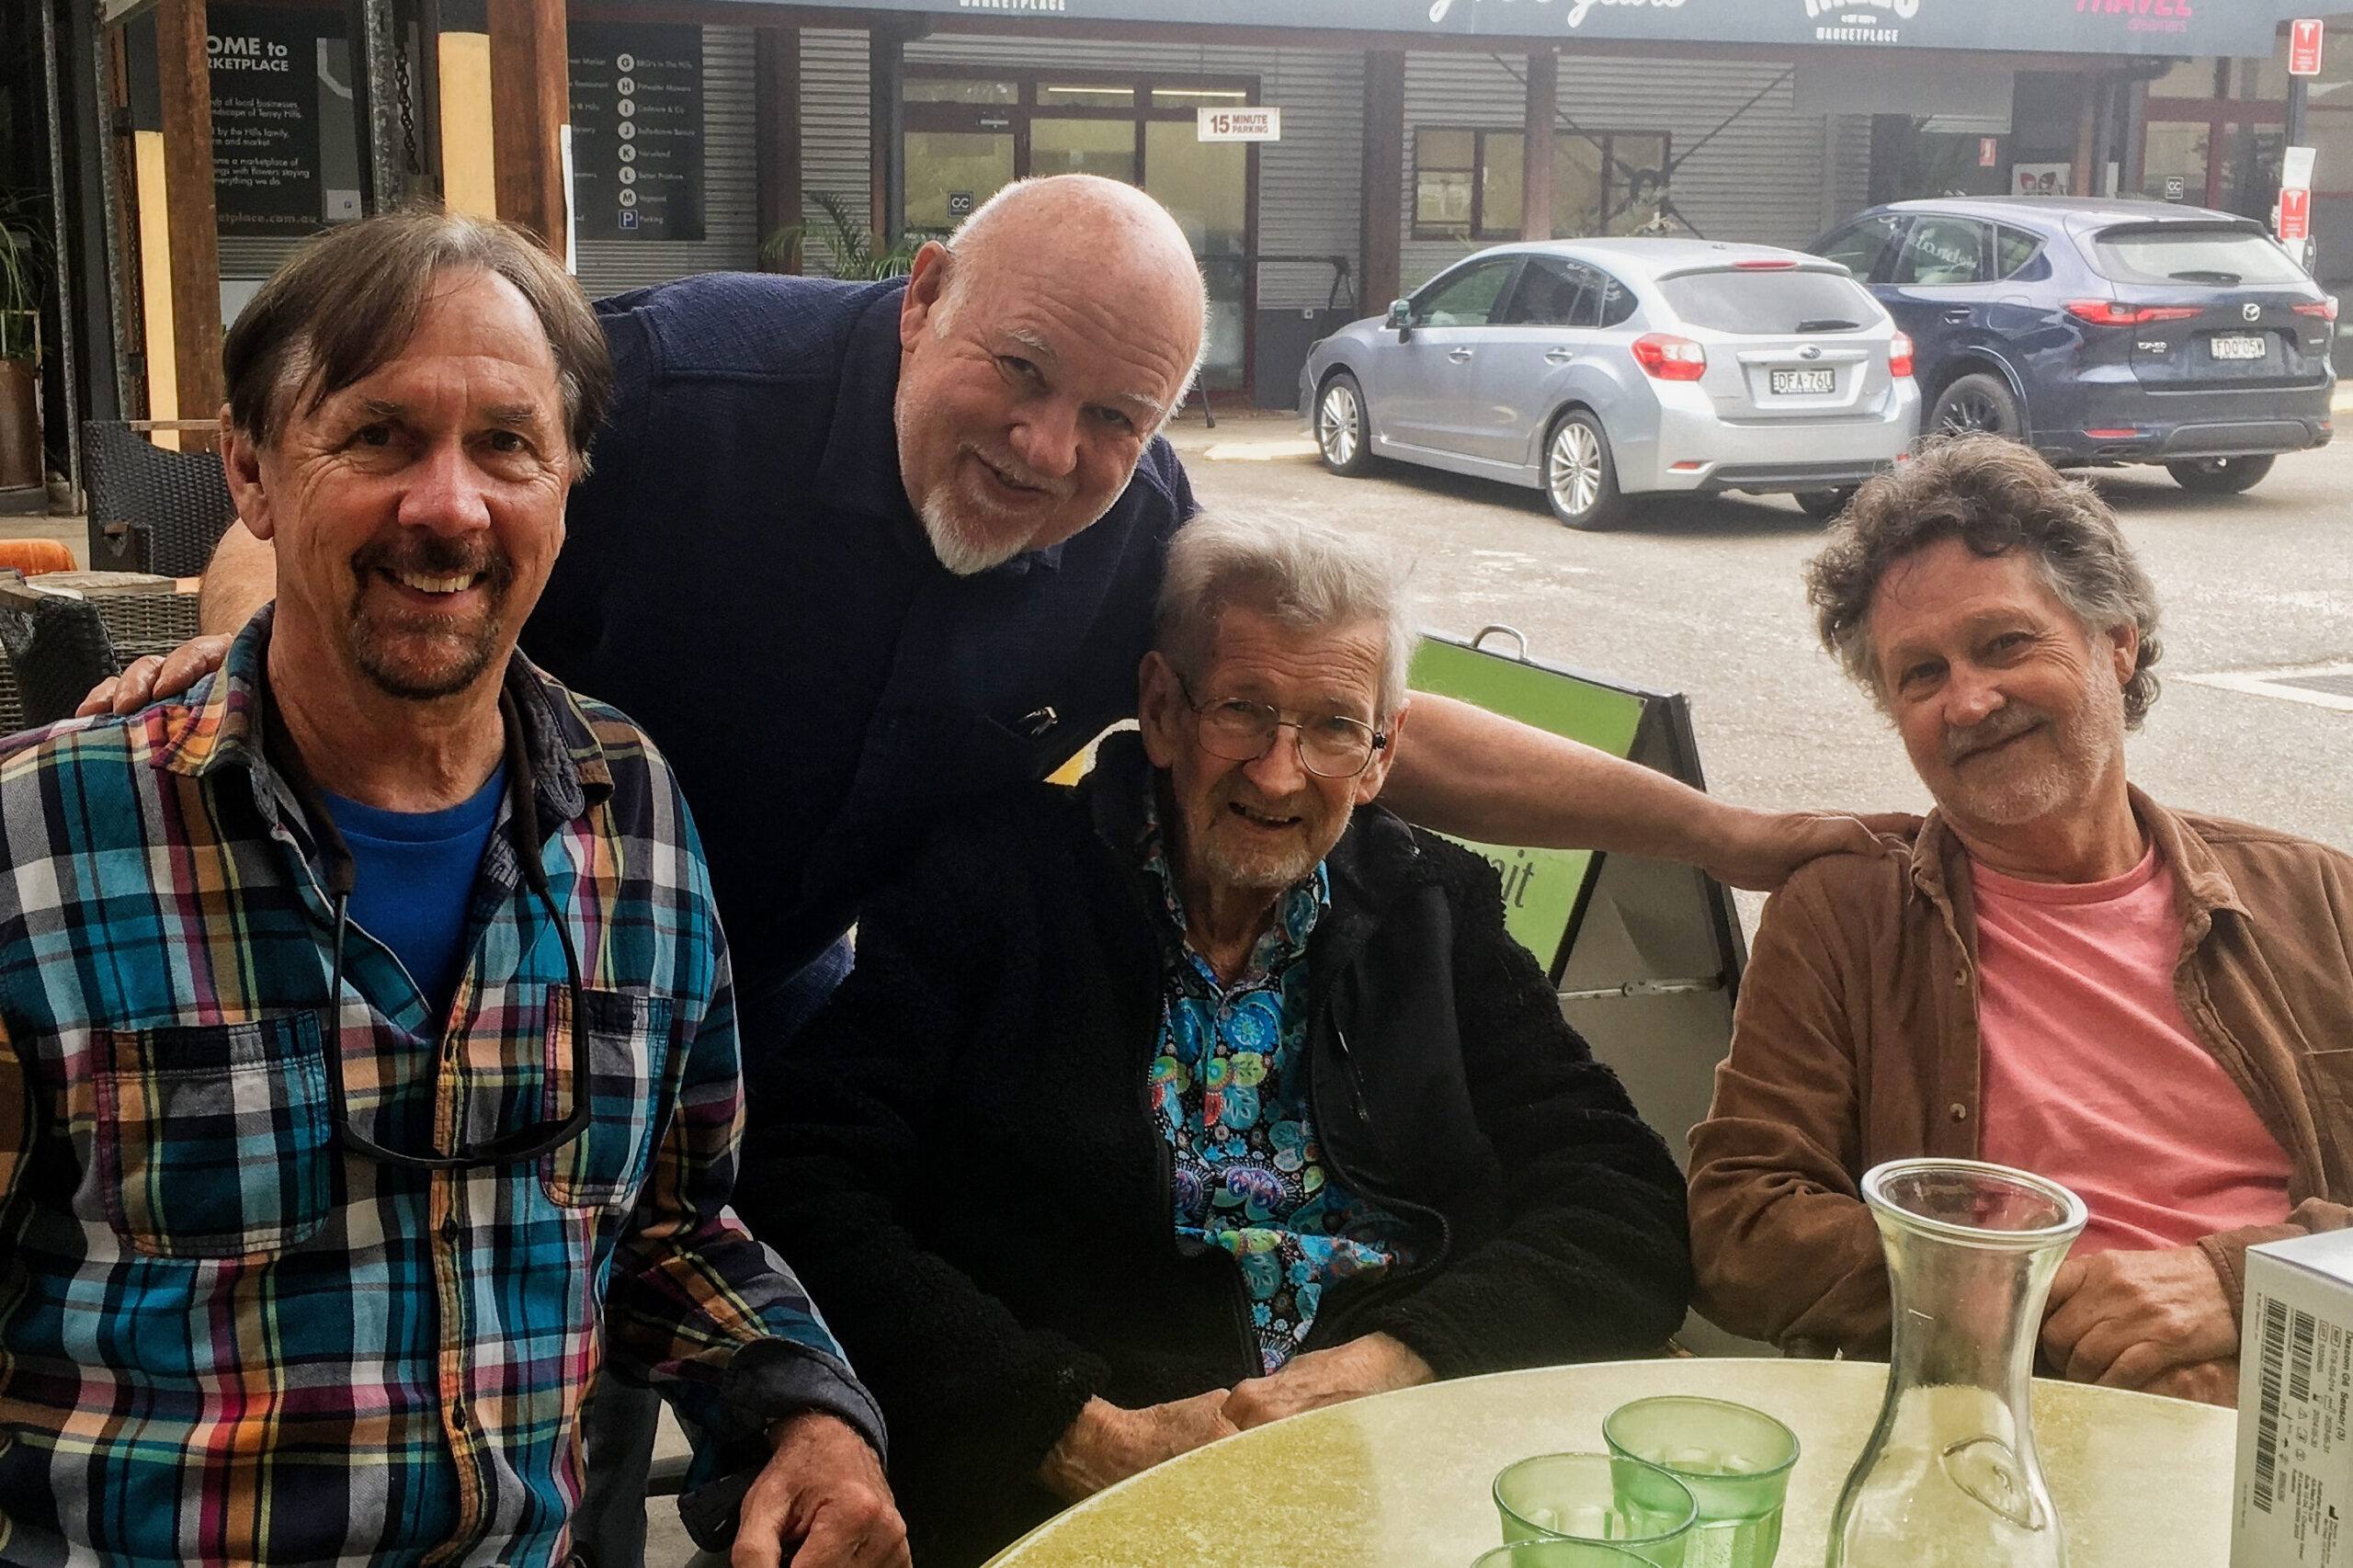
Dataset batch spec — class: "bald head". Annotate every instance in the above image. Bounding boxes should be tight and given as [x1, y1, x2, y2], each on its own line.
[942, 176, 1208, 372]
[892, 176, 1209, 575]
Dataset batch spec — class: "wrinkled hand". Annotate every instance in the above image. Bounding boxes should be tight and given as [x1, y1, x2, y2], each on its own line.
[733, 1411, 909, 1568]
[2139, 1356, 2241, 1408]
[1222, 1333, 1436, 1431]
[74, 633, 233, 719]
[2040, 1245, 2239, 1391]
[1037, 1390, 1239, 1505]
[1701, 806, 1918, 893]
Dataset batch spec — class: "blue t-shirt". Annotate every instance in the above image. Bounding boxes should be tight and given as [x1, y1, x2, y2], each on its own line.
[321, 767, 507, 1023]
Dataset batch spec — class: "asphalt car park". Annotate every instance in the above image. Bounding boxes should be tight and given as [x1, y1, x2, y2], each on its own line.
[1174, 410, 2353, 899]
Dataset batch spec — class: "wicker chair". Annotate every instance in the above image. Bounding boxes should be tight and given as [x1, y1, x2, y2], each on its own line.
[0, 582, 118, 734]
[81, 421, 239, 578]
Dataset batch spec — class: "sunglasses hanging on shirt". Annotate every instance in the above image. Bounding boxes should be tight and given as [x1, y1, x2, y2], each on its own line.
[269, 687, 593, 1170]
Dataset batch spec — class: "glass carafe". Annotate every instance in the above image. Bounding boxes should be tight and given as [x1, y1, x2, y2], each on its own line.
[1826, 1158, 2088, 1568]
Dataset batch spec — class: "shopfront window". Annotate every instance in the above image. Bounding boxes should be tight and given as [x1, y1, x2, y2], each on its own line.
[1033, 117, 1136, 181]
[1414, 127, 1668, 240]
[906, 77, 1017, 104]
[904, 131, 1015, 232]
[1038, 83, 1134, 108]
[2139, 44, 2284, 220]
[2146, 57, 2225, 101]
[1415, 129, 1478, 236]
[2142, 120, 2211, 205]
[899, 69, 1258, 388]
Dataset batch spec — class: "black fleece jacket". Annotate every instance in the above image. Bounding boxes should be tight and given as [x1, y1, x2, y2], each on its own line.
[733, 738, 1692, 1567]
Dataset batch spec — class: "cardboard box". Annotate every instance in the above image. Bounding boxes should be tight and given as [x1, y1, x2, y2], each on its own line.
[2234, 1230, 2353, 1567]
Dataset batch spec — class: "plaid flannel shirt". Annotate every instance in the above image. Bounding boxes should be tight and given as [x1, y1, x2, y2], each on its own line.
[0, 610, 881, 1567]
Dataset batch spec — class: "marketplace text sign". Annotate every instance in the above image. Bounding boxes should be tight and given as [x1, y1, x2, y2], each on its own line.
[794, 0, 2300, 55]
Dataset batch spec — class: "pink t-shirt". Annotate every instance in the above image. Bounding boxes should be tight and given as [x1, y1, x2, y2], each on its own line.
[1972, 846, 2292, 1256]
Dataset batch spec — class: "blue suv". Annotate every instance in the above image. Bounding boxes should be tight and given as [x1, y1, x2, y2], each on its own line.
[1810, 197, 2335, 494]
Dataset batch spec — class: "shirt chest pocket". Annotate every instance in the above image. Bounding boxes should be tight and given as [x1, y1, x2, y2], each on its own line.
[540, 988, 676, 1211]
[93, 1014, 335, 1259]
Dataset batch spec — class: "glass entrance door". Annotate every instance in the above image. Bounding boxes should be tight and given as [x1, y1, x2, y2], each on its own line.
[1144, 121, 1248, 389]
[901, 69, 1259, 392]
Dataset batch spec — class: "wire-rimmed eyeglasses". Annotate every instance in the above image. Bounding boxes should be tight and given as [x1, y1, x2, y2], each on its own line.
[276, 690, 591, 1171]
[1177, 676, 1388, 779]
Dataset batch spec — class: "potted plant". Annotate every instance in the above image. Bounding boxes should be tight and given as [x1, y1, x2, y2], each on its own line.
[0, 189, 51, 496]
[760, 190, 924, 280]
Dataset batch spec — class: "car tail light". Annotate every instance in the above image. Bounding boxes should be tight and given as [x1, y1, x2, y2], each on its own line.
[1889, 332, 1914, 379]
[2294, 297, 2340, 321]
[1732, 258, 1800, 270]
[1632, 333, 1708, 381]
[2066, 300, 2201, 326]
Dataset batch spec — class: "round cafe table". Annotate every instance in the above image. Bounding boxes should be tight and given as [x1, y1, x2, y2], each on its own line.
[981, 1358, 2232, 1568]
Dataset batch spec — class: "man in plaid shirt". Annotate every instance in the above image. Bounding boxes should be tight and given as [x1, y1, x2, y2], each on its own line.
[0, 211, 903, 1566]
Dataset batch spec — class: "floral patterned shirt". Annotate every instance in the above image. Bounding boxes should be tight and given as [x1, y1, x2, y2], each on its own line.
[1142, 796, 1415, 1373]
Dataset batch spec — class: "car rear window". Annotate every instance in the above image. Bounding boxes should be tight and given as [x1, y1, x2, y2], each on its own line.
[1655, 269, 1881, 334]
[2088, 227, 2309, 287]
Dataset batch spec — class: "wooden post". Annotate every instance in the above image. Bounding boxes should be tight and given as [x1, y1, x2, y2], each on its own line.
[150, 0, 222, 446]
[1359, 50, 1404, 313]
[756, 27, 802, 271]
[1521, 49, 1556, 243]
[486, 0, 569, 252]
[2071, 73, 2097, 201]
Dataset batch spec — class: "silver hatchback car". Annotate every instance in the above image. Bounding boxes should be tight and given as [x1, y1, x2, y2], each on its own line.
[1300, 239, 1921, 528]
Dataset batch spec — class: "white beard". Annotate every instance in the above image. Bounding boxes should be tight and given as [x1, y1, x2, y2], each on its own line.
[919, 492, 1028, 577]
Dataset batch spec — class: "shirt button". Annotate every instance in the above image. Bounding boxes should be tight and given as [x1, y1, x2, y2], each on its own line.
[449, 1403, 468, 1431]
[1949, 1103, 1969, 1122]
[440, 1214, 460, 1244]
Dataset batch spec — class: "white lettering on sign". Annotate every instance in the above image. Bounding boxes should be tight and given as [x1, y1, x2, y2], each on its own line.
[1426, 0, 1688, 29]
[2291, 19, 2325, 77]
[1803, 0, 1917, 17]
[206, 34, 293, 72]
[1199, 107, 1280, 142]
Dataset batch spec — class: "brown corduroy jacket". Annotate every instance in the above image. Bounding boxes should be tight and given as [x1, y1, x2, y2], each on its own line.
[1689, 787, 2353, 1357]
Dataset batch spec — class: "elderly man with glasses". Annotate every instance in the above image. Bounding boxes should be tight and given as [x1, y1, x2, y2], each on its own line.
[733, 513, 1694, 1568]
[0, 210, 903, 1568]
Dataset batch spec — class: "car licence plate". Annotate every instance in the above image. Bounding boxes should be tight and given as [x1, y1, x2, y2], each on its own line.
[2208, 334, 2269, 361]
[1770, 369, 1836, 395]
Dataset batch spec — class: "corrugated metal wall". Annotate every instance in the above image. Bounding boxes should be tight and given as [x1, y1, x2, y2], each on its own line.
[798, 27, 874, 273]
[574, 27, 760, 295]
[1400, 51, 1846, 290]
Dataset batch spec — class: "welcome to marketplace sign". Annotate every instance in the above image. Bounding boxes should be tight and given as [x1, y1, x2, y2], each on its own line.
[748, 0, 2303, 56]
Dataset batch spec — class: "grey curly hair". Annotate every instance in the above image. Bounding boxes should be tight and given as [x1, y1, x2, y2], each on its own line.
[1805, 435, 2163, 729]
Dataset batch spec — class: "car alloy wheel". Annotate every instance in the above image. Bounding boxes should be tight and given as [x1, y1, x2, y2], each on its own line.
[1930, 372, 2022, 440]
[1316, 373, 1374, 476]
[1543, 410, 1624, 530]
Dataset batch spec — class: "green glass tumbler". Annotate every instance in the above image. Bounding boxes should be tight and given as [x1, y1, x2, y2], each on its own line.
[1494, 1451, 1697, 1567]
[1600, 1396, 1801, 1568]
[1472, 1542, 1662, 1568]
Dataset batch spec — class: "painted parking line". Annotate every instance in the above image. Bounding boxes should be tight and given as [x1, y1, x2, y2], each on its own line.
[1199, 438, 1321, 461]
[2182, 663, 2353, 713]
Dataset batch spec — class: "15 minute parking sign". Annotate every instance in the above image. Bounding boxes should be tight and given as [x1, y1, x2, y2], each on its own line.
[1198, 107, 1279, 142]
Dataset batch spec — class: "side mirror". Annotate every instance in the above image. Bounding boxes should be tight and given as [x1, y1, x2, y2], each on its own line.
[1386, 298, 1414, 339]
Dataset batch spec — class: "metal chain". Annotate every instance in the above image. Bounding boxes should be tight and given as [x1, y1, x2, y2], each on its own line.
[392, 21, 420, 177]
